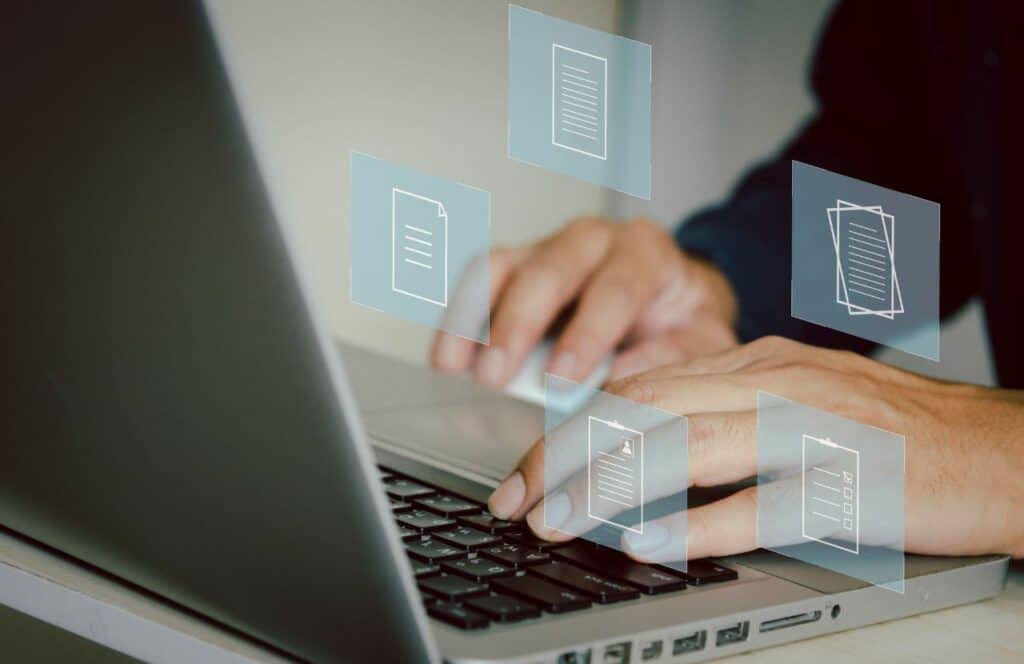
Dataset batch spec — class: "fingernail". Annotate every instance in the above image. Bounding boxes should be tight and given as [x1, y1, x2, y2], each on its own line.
[488, 471, 525, 518]
[548, 352, 577, 380]
[477, 347, 506, 387]
[540, 491, 571, 531]
[623, 523, 669, 554]
[435, 336, 460, 372]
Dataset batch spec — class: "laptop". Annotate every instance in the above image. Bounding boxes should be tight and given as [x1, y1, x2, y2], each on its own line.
[1, 2, 1008, 662]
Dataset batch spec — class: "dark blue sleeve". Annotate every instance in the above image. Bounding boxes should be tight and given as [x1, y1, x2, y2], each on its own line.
[675, 0, 977, 350]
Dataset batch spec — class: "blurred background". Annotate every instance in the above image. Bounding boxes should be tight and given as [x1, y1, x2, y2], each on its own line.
[207, 0, 994, 386]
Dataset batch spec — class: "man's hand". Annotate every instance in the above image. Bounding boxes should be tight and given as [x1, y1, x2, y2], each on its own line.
[430, 218, 738, 387]
[488, 337, 1024, 561]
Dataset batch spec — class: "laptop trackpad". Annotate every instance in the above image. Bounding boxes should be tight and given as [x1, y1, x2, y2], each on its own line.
[363, 398, 544, 482]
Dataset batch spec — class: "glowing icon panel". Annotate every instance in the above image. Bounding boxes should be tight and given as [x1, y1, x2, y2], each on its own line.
[350, 151, 490, 343]
[509, 4, 651, 199]
[791, 161, 939, 361]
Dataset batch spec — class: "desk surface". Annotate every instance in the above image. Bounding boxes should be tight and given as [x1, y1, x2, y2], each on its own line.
[1, 528, 1021, 663]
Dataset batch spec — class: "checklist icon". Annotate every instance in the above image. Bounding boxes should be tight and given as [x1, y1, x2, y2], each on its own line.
[801, 434, 860, 554]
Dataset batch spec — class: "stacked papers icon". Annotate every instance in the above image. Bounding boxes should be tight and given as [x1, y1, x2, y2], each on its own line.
[827, 200, 904, 319]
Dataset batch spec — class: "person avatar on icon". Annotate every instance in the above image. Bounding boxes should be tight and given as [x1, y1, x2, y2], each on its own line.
[621, 438, 634, 458]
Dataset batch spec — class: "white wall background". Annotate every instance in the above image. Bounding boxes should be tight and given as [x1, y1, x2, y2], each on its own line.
[207, 0, 616, 366]
[208, 0, 994, 385]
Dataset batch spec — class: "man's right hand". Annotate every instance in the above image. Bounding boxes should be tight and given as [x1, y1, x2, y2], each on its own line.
[430, 217, 740, 387]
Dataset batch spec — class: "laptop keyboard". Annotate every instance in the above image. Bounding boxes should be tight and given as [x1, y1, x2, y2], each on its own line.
[379, 467, 738, 631]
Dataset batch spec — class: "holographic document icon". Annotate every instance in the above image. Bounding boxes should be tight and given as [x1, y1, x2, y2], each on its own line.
[587, 416, 643, 534]
[827, 200, 903, 319]
[801, 434, 859, 554]
[551, 44, 608, 160]
[392, 188, 447, 307]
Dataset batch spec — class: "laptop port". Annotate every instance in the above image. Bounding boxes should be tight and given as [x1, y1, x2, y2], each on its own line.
[714, 621, 749, 647]
[639, 639, 663, 660]
[671, 630, 706, 655]
[759, 610, 822, 633]
[557, 650, 592, 664]
[602, 642, 631, 663]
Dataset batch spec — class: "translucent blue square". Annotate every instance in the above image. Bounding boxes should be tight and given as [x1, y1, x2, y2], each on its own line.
[757, 391, 905, 593]
[349, 152, 490, 343]
[509, 5, 652, 199]
[544, 375, 688, 573]
[792, 161, 940, 360]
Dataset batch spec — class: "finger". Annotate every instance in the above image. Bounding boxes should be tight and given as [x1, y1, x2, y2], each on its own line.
[525, 410, 757, 540]
[549, 222, 671, 382]
[607, 331, 696, 381]
[431, 246, 529, 373]
[476, 221, 613, 388]
[488, 382, 677, 520]
[605, 372, 760, 416]
[526, 415, 689, 540]
[624, 336, 779, 384]
[623, 486, 759, 562]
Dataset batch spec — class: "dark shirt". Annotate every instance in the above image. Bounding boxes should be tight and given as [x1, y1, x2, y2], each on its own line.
[675, 0, 1021, 387]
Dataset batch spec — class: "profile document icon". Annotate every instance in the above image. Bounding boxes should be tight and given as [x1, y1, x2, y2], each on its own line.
[392, 188, 447, 307]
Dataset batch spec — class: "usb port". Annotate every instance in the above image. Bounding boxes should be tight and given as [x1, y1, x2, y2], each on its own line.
[759, 610, 822, 633]
[639, 639, 663, 660]
[672, 630, 706, 654]
[714, 622, 749, 647]
[602, 642, 631, 663]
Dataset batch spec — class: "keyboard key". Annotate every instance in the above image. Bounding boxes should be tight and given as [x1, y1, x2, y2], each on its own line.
[433, 527, 502, 550]
[529, 561, 640, 604]
[553, 543, 686, 595]
[412, 494, 481, 516]
[442, 557, 514, 583]
[385, 478, 436, 500]
[418, 573, 489, 601]
[396, 509, 457, 533]
[682, 560, 737, 585]
[406, 539, 465, 564]
[490, 574, 591, 614]
[457, 513, 520, 534]
[398, 524, 422, 542]
[504, 531, 570, 551]
[410, 561, 441, 578]
[480, 543, 551, 569]
[427, 602, 490, 630]
[390, 497, 413, 514]
[465, 593, 542, 623]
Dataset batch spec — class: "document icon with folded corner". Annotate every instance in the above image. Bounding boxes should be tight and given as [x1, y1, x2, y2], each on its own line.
[392, 188, 447, 307]
[552, 44, 607, 160]
[801, 434, 859, 554]
[587, 416, 643, 534]
[828, 200, 904, 320]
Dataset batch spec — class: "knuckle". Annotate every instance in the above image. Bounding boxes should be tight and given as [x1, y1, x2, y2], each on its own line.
[687, 510, 712, 549]
[616, 378, 657, 405]
[625, 218, 666, 242]
[688, 417, 714, 468]
[754, 335, 790, 353]
[520, 258, 563, 288]
[564, 216, 606, 236]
